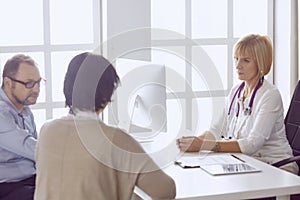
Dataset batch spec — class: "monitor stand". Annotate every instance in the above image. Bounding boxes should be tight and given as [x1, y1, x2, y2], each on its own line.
[128, 124, 156, 143]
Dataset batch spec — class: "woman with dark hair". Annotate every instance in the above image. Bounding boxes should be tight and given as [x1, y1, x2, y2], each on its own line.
[34, 52, 176, 200]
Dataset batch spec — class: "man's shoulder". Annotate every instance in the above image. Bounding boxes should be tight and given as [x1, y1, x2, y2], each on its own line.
[0, 100, 11, 115]
[0, 101, 17, 130]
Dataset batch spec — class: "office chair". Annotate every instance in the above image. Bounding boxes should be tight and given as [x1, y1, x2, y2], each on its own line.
[272, 80, 300, 174]
[270, 80, 300, 200]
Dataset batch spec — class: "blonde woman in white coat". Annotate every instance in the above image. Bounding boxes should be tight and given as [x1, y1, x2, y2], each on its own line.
[177, 34, 298, 175]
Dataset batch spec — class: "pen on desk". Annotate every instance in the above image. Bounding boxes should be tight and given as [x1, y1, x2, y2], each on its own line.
[231, 154, 245, 162]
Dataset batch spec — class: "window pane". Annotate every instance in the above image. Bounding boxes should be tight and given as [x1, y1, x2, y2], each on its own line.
[192, 0, 228, 38]
[192, 97, 225, 135]
[32, 109, 46, 134]
[115, 58, 152, 77]
[192, 66, 208, 92]
[51, 51, 85, 102]
[152, 47, 186, 92]
[50, 0, 94, 44]
[151, 0, 185, 39]
[192, 98, 212, 134]
[233, 0, 268, 37]
[192, 46, 225, 91]
[0, 52, 46, 103]
[202, 45, 228, 90]
[167, 99, 185, 135]
[0, 0, 43, 45]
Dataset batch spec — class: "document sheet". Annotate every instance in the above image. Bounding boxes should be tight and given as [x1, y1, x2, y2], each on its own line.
[175, 153, 261, 175]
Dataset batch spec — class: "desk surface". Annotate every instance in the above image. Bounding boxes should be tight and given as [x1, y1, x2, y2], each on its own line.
[165, 153, 300, 200]
[136, 133, 300, 200]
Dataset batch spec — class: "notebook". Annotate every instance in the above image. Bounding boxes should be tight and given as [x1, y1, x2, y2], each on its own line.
[174, 153, 261, 175]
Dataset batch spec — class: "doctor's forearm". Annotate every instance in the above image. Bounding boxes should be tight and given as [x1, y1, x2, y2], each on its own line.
[214, 141, 241, 153]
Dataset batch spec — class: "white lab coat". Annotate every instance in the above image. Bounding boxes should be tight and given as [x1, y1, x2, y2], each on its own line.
[209, 80, 298, 174]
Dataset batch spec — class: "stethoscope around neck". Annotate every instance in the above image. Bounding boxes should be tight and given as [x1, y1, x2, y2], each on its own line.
[221, 76, 264, 140]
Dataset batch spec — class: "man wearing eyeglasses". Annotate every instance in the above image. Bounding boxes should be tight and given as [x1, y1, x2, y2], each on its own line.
[0, 54, 41, 200]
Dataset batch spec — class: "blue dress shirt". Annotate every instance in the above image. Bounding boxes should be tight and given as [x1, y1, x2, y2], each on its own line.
[0, 88, 37, 183]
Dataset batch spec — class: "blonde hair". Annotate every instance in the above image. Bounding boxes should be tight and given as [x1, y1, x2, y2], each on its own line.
[234, 34, 273, 77]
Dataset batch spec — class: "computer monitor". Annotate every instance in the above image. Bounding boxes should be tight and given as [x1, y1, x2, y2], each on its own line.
[111, 59, 167, 139]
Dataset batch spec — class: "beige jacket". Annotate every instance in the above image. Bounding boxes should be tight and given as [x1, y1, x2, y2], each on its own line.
[34, 114, 176, 200]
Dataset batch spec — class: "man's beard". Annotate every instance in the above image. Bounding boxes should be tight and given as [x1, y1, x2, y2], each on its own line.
[11, 89, 38, 106]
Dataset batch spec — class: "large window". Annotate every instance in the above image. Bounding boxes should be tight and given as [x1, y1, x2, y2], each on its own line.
[104, 0, 272, 135]
[0, 0, 272, 134]
[0, 0, 101, 132]
[152, 0, 272, 134]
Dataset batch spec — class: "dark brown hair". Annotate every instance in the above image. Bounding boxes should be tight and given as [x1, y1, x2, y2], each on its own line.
[63, 52, 120, 112]
[2, 54, 37, 87]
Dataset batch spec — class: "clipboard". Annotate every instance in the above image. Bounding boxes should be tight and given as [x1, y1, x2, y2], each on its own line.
[174, 160, 200, 169]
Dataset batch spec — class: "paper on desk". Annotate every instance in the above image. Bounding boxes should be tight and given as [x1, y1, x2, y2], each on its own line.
[176, 153, 243, 168]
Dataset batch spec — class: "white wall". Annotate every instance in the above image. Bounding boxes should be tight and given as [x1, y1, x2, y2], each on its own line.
[274, 0, 292, 114]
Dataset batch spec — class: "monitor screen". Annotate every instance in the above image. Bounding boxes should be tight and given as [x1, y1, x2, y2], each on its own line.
[111, 58, 167, 139]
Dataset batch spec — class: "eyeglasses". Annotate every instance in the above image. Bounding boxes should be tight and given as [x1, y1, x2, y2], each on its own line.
[7, 76, 43, 89]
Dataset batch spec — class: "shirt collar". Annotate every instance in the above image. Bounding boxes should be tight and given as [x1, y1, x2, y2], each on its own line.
[68, 108, 100, 120]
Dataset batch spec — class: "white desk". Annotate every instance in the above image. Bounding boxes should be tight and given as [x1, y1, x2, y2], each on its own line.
[165, 153, 300, 200]
[134, 133, 300, 200]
